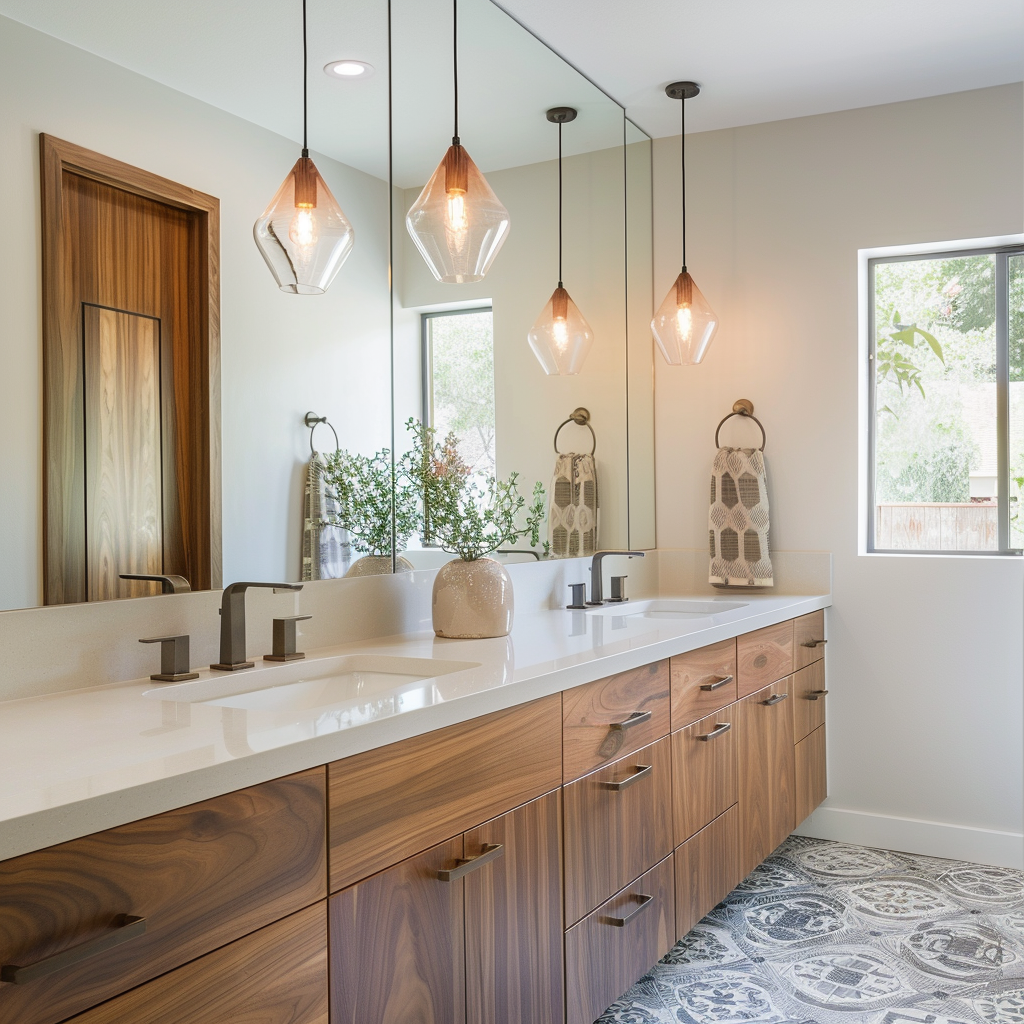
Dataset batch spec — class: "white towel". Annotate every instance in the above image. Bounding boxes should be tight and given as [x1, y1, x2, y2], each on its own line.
[709, 446, 773, 587]
[301, 453, 352, 581]
[549, 453, 598, 558]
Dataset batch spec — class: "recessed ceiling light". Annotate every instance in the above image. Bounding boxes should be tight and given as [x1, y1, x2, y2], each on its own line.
[324, 60, 374, 80]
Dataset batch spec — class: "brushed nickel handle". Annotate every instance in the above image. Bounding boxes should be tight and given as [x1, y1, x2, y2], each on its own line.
[800, 639, 827, 648]
[602, 764, 652, 791]
[697, 722, 732, 741]
[601, 893, 653, 927]
[807, 689, 829, 701]
[437, 843, 504, 881]
[761, 693, 788, 706]
[609, 710, 652, 732]
[1, 915, 146, 984]
[700, 675, 733, 691]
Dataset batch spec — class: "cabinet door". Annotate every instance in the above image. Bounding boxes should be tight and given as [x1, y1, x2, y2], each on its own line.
[672, 709, 737, 845]
[736, 679, 795, 879]
[795, 725, 827, 825]
[675, 805, 740, 940]
[464, 791, 564, 1024]
[670, 639, 737, 730]
[736, 620, 793, 698]
[329, 839, 465, 1024]
[792, 660, 827, 742]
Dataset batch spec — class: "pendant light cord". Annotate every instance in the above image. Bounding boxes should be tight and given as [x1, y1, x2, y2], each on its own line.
[452, 0, 459, 144]
[558, 121, 563, 287]
[301, 0, 309, 157]
[680, 93, 686, 273]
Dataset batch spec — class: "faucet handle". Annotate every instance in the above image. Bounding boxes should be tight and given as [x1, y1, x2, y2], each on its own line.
[140, 635, 199, 682]
[608, 576, 628, 603]
[121, 574, 191, 594]
[566, 583, 588, 610]
[264, 615, 313, 663]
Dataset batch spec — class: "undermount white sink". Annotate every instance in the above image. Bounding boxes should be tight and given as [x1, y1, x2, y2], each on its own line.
[143, 655, 480, 714]
[588, 598, 749, 619]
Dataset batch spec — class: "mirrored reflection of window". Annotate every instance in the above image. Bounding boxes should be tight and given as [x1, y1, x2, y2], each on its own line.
[421, 308, 496, 479]
[869, 245, 1024, 554]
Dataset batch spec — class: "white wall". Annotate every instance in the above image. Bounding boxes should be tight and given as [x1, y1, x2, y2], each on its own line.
[0, 15, 392, 609]
[652, 84, 1024, 866]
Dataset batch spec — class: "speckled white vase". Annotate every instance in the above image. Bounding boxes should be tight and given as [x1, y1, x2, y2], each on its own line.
[432, 557, 514, 639]
[344, 555, 414, 577]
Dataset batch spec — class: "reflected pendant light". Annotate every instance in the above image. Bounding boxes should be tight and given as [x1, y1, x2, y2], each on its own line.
[253, 0, 355, 294]
[528, 107, 594, 375]
[651, 81, 718, 364]
[405, 0, 510, 284]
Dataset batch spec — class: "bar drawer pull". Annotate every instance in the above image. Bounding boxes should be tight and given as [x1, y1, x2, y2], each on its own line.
[602, 764, 652, 791]
[437, 843, 504, 881]
[806, 689, 829, 701]
[609, 710, 652, 732]
[697, 722, 732, 741]
[1, 915, 147, 985]
[800, 639, 827, 648]
[761, 693, 788, 706]
[699, 675, 733, 691]
[601, 893, 653, 927]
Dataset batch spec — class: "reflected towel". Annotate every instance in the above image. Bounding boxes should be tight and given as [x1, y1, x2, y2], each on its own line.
[549, 453, 598, 558]
[301, 453, 352, 581]
[709, 446, 773, 588]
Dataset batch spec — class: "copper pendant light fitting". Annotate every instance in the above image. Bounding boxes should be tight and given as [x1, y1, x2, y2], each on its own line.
[546, 107, 578, 124]
[665, 81, 700, 100]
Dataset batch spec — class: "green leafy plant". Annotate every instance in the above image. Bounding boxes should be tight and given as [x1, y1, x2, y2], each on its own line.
[875, 309, 945, 404]
[403, 419, 545, 562]
[320, 447, 419, 556]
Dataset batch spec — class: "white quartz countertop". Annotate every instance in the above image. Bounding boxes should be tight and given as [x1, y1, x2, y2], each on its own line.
[0, 592, 829, 861]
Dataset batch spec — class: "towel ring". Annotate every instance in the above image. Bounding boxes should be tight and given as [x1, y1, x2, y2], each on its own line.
[554, 407, 596, 456]
[715, 399, 766, 451]
[305, 411, 340, 455]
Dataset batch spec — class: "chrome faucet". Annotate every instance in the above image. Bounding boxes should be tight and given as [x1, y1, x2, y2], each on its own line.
[212, 582, 303, 671]
[589, 550, 645, 605]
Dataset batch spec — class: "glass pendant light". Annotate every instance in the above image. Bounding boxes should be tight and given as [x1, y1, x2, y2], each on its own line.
[254, 0, 354, 294]
[406, 0, 510, 284]
[528, 107, 594, 376]
[652, 81, 718, 364]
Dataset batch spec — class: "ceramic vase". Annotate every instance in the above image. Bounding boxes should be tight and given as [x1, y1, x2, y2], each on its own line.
[432, 556, 514, 639]
[345, 554, 414, 577]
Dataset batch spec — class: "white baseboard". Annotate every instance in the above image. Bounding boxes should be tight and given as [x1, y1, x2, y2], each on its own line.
[794, 806, 1024, 869]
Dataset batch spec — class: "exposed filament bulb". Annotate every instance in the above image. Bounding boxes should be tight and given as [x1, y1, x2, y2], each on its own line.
[446, 190, 467, 232]
[289, 206, 317, 249]
[675, 303, 693, 342]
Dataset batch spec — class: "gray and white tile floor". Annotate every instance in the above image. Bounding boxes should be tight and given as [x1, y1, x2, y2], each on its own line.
[597, 836, 1024, 1024]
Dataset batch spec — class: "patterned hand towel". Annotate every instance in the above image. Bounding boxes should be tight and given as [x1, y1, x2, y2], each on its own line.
[301, 453, 352, 581]
[709, 446, 773, 587]
[549, 453, 598, 558]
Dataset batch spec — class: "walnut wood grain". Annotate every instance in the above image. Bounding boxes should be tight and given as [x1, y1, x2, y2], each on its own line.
[464, 791, 564, 1024]
[327, 694, 562, 892]
[670, 639, 737, 731]
[563, 737, 672, 927]
[736, 620, 794, 698]
[674, 804, 740, 940]
[736, 679, 796, 879]
[562, 661, 670, 783]
[792, 660, 827, 742]
[672, 708, 738, 846]
[794, 610, 826, 670]
[329, 838, 465, 1024]
[0, 769, 326, 1024]
[64, 902, 327, 1024]
[795, 725, 827, 825]
[564, 855, 675, 1024]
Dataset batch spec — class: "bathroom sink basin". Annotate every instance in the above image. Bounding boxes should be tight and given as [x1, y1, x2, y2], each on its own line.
[143, 655, 480, 714]
[588, 599, 748, 619]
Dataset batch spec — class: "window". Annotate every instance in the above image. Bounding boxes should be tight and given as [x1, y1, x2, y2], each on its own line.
[868, 244, 1024, 554]
[421, 307, 496, 478]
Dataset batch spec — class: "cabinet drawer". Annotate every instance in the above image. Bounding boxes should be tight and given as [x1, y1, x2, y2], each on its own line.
[328, 694, 561, 892]
[675, 804, 740, 940]
[0, 768, 326, 1024]
[65, 901, 327, 1024]
[562, 661, 670, 783]
[796, 725, 827, 825]
[563, 737, 672, 926]
[565, 855, 675, 1024]
[794, 610, 826, 669]
[736, 620, 793, 697]
[670, 639, 737, 730]
[672, 709, 738, 845]
[792, 660, 827, 742]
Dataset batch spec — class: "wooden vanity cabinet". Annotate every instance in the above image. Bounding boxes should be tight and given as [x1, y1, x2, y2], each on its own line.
[736, 620, 793, 697]
[669, 639, 737, 730]
[674, 805, 739, 939]
[796, 726, 827, 825]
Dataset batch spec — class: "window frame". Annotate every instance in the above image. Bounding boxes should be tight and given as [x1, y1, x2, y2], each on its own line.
[420, 305, 494, 433]
[866, 240, 1024, 557]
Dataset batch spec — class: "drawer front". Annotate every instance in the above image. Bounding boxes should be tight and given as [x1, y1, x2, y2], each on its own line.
[562, 660, 670, 783]
[794, 610, 826, 669]
[736, 620, 794, 698]
[670, 639, 737, 730]
[675, 804, 740, 941]
[66, 901, 327, 1024]
[0, 768, 326, 1024]
[796, 725, 827, 825]
[563, 737, 673, 926]
[792, 660, 827, 742]
[565, 855, 675, 1024]
[672, 708, 738, 846]
[328, 694, 562, 892]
